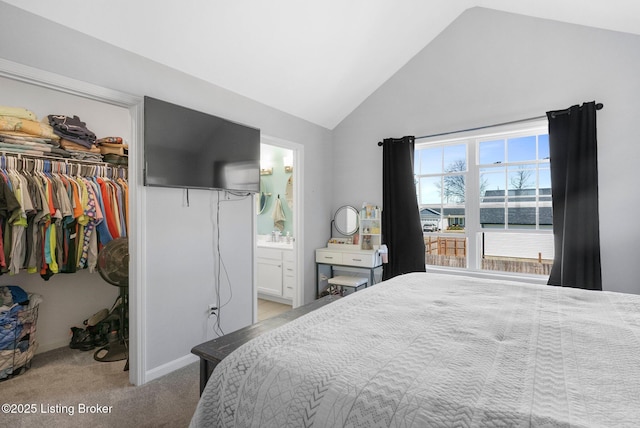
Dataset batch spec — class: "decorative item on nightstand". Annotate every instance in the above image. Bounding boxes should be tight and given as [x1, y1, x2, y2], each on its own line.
[359, 202, 381, 250]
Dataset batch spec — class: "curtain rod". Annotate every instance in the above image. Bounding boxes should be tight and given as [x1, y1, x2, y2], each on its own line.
[548, 102, 603, 119]
[377, 102, 603, 145]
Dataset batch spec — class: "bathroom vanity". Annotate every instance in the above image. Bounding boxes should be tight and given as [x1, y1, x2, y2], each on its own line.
[257, 240, 295, 302]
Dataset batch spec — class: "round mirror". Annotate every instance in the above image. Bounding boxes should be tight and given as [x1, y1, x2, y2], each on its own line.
[257, 179, 269, 215]
[333, 205, 359, 236]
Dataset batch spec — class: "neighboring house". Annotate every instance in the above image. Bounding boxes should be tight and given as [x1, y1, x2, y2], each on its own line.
[479, 207, 553, 229]
[419, 208, 442, 231]
[421, 188, 553, 231]
[420, 208, 465, 231]
[480, 188, 552, 229]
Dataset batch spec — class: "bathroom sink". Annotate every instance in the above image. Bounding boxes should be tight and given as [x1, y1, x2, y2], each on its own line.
[257, 241, 294, 250]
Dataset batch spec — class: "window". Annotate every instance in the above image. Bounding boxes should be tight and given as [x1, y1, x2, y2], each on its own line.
[415, 121, 552, 275]
[415, 143, 468, 268]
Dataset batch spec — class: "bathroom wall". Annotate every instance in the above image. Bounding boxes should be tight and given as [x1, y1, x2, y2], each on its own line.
[258, 144, 294, 237]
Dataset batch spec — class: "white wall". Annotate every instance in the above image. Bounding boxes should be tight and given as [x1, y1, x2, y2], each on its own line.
[332, 7, 640, 294]
[0, 2, 333, 381]
[144, 188, 255, 370]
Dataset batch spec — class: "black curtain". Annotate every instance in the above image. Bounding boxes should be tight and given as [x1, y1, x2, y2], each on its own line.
[546, 101, 602, 290]
[381, 136, 426, 280]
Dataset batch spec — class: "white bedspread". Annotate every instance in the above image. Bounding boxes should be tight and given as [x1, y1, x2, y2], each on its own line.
[191, 273, 640, 427]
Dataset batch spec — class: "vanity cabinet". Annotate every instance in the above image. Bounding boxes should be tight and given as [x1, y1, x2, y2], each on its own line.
[257, 247, 295, 301]
[315, 247, 382, 297]
[257, 248, 283, 296]
[315, 249, 380, 268]
[282, 251, 295, 299]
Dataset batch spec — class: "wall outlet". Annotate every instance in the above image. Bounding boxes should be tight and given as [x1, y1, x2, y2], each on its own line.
[208, 304, 218, 317]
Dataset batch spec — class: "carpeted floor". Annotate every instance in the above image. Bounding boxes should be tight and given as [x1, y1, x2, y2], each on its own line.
[0, 345, 199, 428]
[0, 300, 291, 427]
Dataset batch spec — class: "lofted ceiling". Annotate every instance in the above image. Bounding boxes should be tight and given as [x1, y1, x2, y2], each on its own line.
[3, 0, 640, 129]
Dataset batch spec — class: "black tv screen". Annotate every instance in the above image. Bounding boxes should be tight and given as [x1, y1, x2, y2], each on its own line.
[143, 96, 261, 192]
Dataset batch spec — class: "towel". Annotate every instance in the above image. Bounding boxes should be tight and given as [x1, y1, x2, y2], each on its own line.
[272, 197, 286, 231]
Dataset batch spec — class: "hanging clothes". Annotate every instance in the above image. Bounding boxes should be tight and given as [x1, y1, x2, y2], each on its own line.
[0, 176, 20, 271]
[0, 154, 128, 280]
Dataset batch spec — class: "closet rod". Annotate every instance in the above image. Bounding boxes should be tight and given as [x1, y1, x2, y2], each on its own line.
[376, 102, 603, 146]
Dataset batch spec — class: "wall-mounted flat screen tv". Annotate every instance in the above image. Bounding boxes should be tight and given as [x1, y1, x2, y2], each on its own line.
[143, 96, 260, 193]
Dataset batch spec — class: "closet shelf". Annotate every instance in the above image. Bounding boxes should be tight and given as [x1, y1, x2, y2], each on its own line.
[0, 150, 128, 167]
[0, 151, 128, 178]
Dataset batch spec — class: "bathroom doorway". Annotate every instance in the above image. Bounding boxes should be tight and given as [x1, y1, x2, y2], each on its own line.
[256, 135, 304, 313]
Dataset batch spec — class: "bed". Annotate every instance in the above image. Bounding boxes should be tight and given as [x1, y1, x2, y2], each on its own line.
[190, 272, 640, 427]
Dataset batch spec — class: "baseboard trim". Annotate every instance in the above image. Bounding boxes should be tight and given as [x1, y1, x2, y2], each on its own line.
[145, 353, 199, 383]
[36, 340, 70, 355]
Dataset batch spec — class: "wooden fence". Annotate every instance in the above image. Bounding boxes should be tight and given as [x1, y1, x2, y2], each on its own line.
[423, 236, 552, 274]
[481, 256, 552, 275]
[424, 236, 466, 257]
[424, 236, 466, 268]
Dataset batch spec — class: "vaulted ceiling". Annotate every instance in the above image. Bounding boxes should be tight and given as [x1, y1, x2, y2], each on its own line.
[4, 0, 640, 129]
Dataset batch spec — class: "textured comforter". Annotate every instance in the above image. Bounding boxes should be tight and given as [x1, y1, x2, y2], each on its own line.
[191, 273, 640, 427]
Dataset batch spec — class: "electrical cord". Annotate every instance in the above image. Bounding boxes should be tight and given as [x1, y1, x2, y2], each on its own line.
[209, 190, 251, 336]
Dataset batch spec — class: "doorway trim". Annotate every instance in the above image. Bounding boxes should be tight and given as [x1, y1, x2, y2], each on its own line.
[260, 134, 305, 308]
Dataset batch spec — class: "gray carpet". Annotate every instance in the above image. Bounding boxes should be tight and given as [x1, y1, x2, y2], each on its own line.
[0, 345, 199, 427]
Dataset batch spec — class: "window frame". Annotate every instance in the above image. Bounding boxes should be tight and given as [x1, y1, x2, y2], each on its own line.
[415, 119, 551, 282]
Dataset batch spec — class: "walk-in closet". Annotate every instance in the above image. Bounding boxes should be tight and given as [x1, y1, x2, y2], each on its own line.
[0, 72, 133, 380]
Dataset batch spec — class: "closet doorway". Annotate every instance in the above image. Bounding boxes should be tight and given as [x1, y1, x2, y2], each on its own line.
[0, 59, 143, 385]
[257, 135, 304, 312]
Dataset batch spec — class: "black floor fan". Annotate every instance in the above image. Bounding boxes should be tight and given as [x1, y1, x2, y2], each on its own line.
[94, 237, 129, 371]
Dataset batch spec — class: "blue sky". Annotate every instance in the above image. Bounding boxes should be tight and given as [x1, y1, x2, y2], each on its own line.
[416, 133, 550, 204]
